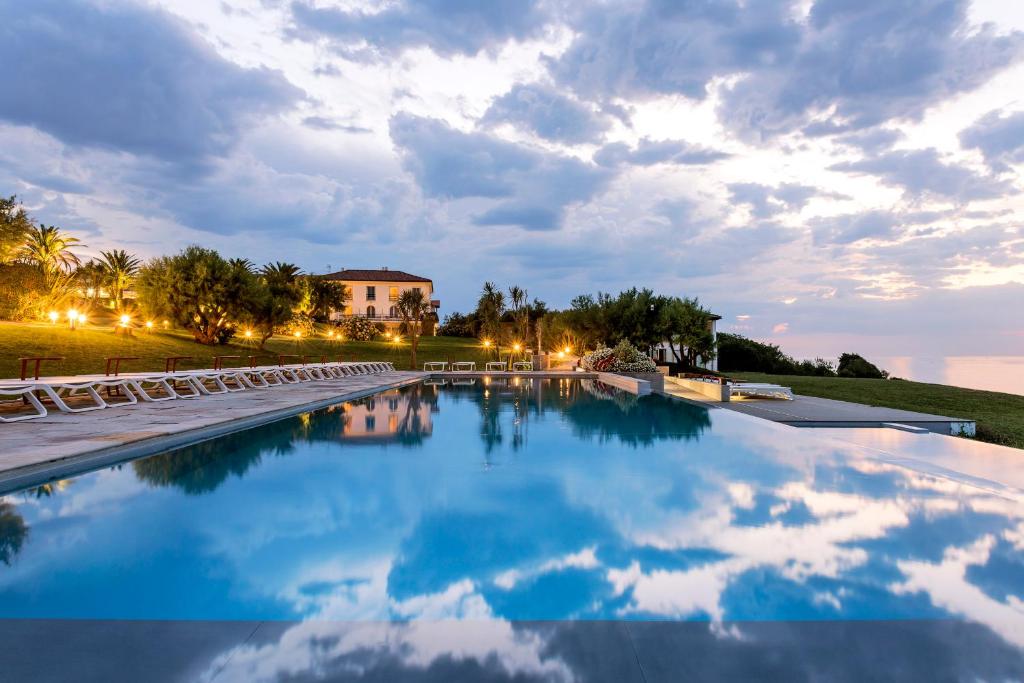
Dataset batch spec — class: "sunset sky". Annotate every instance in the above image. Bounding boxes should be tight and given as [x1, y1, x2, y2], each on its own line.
[2, 0, 1023, 358]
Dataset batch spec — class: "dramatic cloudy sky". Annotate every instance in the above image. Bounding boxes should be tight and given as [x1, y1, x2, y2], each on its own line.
[2, 0, 1023, 358]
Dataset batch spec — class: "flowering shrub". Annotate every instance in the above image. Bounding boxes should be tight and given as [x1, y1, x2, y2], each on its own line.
[340, 316, 381, 341]
[581, 341, 657, 373]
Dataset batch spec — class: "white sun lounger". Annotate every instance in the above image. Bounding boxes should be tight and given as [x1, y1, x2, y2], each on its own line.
[485, 361, 507, 372]
[0, 375, 139, 418]
[451, 361, 476, 371]
[0, 385, 51, 421]
[511, 361, 533, 371]
[728, 383, 794, 400]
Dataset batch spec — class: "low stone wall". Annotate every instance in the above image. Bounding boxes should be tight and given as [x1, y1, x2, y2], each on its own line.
[596, 372, 652, 395]
[666, 376, 729, 402]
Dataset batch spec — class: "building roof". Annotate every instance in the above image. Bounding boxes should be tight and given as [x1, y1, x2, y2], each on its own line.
[321, 268, 432, 283]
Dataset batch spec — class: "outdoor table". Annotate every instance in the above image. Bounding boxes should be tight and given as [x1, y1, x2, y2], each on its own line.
[451, 361, 476, 371]
[423, 361, 448, 371]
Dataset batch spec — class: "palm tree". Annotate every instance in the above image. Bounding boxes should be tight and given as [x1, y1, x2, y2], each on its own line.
[477, 282, 505, 358]
[508, 285, 529, 352]
[19, 224, 82, 286]
[397, 288, 431, 370]
[75, 260, 106, 302]
[98, 249, 142, 311]
[261, 262, 302, 282]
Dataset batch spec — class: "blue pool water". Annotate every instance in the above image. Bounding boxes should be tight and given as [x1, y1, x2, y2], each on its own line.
[1, 378, 1023, 681]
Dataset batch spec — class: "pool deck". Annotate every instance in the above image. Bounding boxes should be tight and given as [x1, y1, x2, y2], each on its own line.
[662, 381, 975, 435]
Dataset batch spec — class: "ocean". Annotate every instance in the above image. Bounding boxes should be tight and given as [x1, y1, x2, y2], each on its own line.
[874, 356, 1024, 396]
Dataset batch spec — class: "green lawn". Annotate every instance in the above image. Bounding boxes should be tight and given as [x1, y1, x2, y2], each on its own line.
[0, 321, 495, 377]
[732, 372, 1024, 449]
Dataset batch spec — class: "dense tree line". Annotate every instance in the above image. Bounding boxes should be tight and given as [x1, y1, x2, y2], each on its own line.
[0, 195, 347, 345]
[718, 333, 887, 378]
[441, 283, 717, 367]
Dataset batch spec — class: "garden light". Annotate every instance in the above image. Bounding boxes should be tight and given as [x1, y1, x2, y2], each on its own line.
[564, 346, 572, 354]
[512, 343, 522, 352]
[120, 314, 131, 326]
[162, 320, 170, 329]
[48, 310, 59, 323]
[244, 329, 253, 339]
[293, 330, 301, 338]
[145, 320, 154, 330]
[67, 308, 78, 321]
[483, 339, 492, 347]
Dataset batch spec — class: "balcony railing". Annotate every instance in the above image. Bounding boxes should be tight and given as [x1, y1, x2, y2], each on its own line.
[332, 312, 436, 323]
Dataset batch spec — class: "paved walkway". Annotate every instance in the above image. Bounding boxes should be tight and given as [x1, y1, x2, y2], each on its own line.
[663, 382, 974, 435]
[0, 372, 423, 489]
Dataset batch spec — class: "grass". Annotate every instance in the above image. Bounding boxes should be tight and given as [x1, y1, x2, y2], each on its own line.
[732, 372, 1024, 450]
[0, 321, 499, 378]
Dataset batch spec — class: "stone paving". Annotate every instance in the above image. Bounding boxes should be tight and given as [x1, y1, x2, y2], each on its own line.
[0, 372, 424, 484]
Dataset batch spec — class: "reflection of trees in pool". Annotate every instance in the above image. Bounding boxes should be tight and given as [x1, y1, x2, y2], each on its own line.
[132, 384, 438, 494]
[0, 502, 28, 566]
[445, 378, 710, 449]
[565, 387, 710, 445]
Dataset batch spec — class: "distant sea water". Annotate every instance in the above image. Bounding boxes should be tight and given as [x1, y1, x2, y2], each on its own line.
[873, 356, 1024, 396]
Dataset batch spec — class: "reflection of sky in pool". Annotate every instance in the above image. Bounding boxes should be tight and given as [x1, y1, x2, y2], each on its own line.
[1, 378, 1023, 678]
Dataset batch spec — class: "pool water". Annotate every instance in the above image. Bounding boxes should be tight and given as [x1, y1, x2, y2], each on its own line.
[1, 378, 1022, 681]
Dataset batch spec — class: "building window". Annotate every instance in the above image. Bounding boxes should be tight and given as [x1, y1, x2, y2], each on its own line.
[366, 305, 376, 318]
[366, 286, 376, 301]
[412, 287, 421, 295]
[389, 286, 399, 301]
[389, 306, 397, 318]
[365, 415, 375, 432]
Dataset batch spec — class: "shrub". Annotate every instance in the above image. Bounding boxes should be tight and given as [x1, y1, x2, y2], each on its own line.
[581, 341, 657, 373]
[340, 316, 380, 341]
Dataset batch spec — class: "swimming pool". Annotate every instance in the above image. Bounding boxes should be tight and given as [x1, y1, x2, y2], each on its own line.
[1, 378, 1022, 681]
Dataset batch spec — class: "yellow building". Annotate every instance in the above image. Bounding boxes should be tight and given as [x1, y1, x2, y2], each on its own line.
[322, 268, 439, 331]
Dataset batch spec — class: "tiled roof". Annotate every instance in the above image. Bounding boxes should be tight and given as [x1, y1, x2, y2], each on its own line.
[321, 269, 432, 283]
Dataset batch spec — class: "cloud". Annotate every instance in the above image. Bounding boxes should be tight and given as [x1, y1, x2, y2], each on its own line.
[960, 110, 1024, 172]
[595, 138, 730, 167]
[548, 0, 1024, 138]
[0, 0, 302, 168]
[481, 83, 611, 144]
[811, 210, 901, 245]
[830, 149, 1014, 202]
[301, 116, 372, 134]
[772, 322, 789, 334]
[389, 113, 612, 231]
[728, 182, 826, 219]
[289, 0, 554, 59]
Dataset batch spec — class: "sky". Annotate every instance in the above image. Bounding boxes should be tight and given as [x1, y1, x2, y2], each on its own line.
[1, 0, 1023, 359]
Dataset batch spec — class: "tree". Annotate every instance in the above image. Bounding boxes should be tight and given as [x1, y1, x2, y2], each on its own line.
[18, 224, 82, 288]
[136, 246, 258, 344]
[438, 312, 477, 337]
[508, 285, 530, 348]
[837, 353, 888, 379]
[397, 287, 430, 370]
[294, 275, 348, 322]
[0, 195, 32, 265]
[249, 262, 302, 347]
[476, 282, 506, 357]
[76, 260, 106, 303]
[98, 249, 142, 311]
[661, 297, 716, 368]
